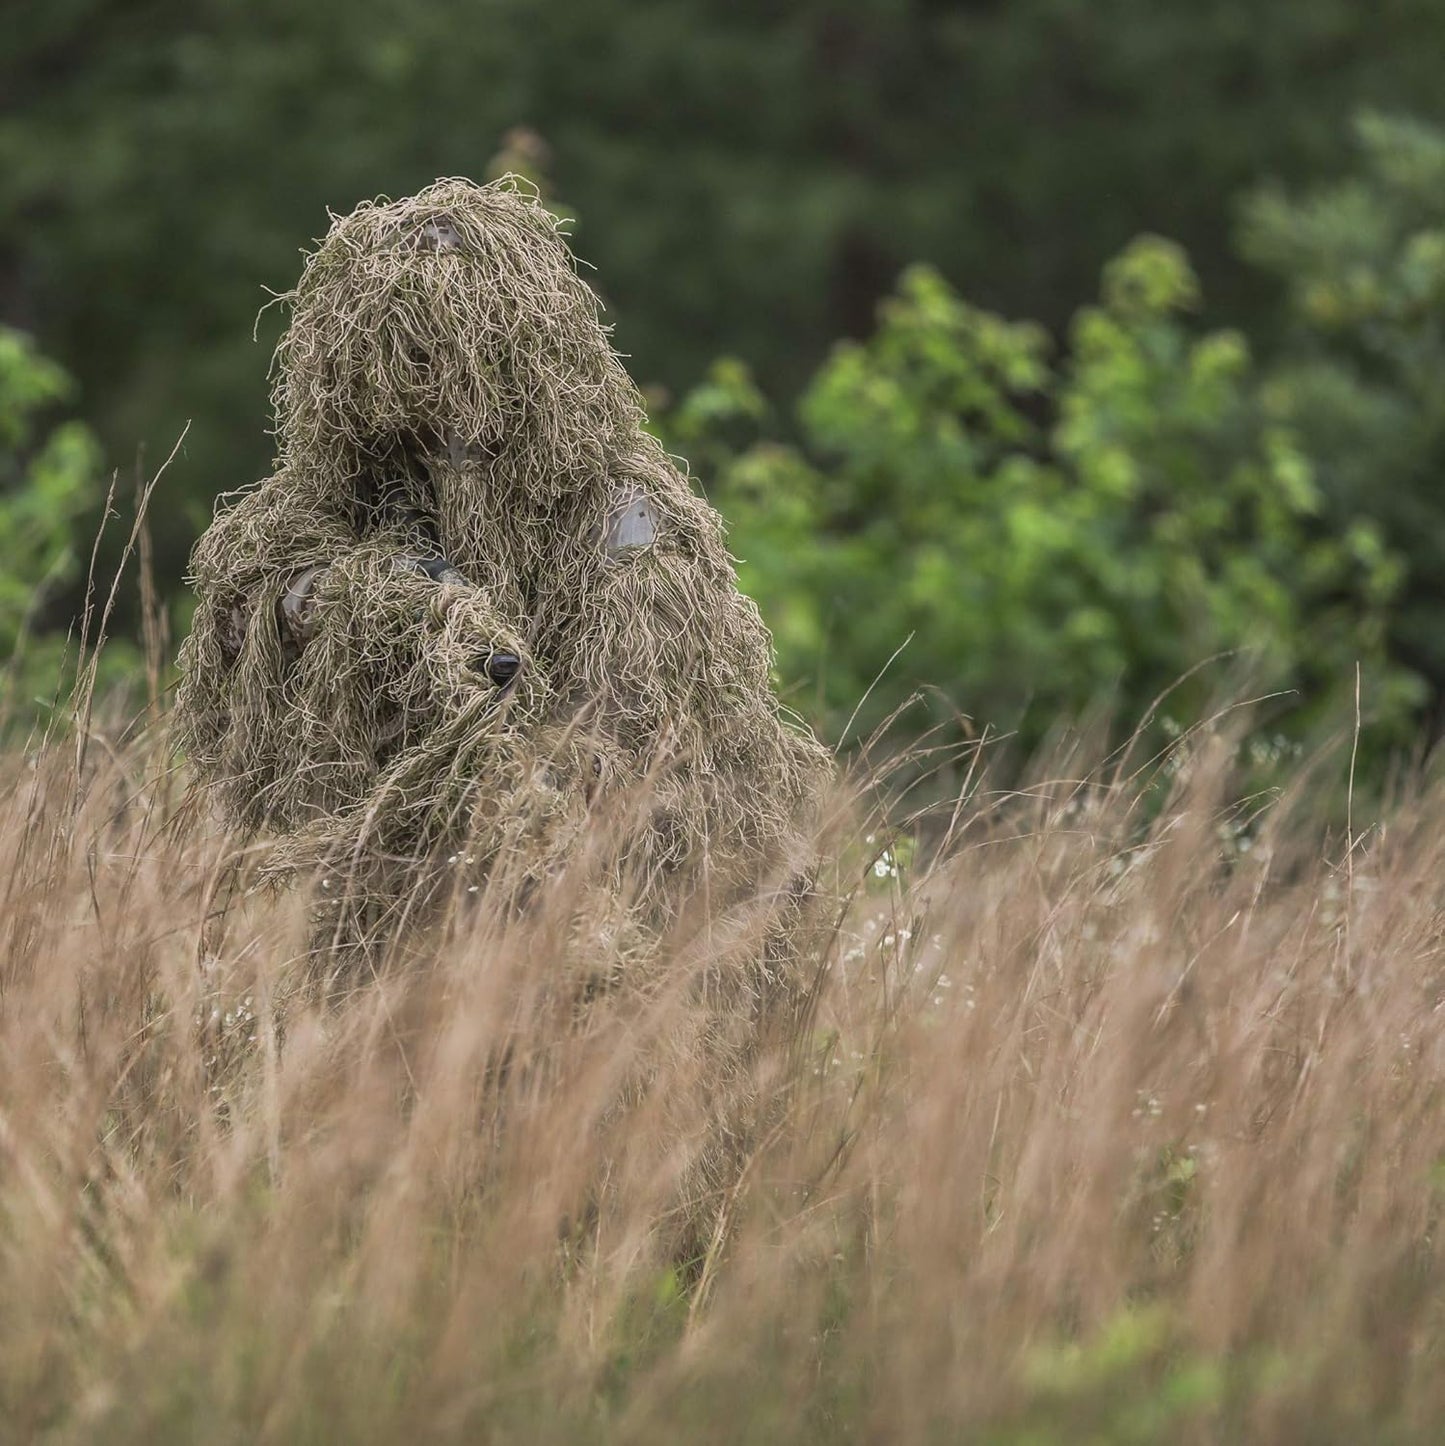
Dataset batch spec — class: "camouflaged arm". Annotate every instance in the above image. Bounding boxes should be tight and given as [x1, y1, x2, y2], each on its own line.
[247, 553, 473, 665]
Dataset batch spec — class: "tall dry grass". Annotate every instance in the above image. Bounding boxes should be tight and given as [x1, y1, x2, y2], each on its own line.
[2, 703, 1444, 1445]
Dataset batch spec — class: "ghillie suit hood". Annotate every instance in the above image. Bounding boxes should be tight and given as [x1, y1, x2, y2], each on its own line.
[176, 177, 829, 972]
[272, 178, 643, 515]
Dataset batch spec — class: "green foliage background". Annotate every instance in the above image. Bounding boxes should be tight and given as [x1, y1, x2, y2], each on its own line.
[3, 4, 1445, 746]
[0, 327, 101, 716]
[669, 230, 1419, 746]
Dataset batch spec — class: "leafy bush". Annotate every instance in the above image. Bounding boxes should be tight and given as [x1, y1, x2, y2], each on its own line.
[0, 326, 103, 714]
[670, 239, 1413, 747]
[1242, 111, 1445, 720]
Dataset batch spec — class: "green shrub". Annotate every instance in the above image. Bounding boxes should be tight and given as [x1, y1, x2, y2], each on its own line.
[669, 239, 1413, 749]
[0, 326, 134, 723]
[1241, 111, 1445, 718]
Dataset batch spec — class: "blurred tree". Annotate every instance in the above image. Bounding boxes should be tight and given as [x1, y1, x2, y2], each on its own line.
[1241, 112, 1445, 724]
[669, 240, 1415, 746]
[5, 0, 1445, 610]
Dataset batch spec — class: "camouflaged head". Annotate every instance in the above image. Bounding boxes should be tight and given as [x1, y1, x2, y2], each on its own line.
[271, 176, 643, 502]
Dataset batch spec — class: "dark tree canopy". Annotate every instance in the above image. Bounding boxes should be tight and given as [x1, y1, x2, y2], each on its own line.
[7, 0, 1445, 576]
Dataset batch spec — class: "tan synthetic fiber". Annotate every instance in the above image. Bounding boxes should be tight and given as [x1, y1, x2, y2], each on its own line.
[174, 177, 830, 972]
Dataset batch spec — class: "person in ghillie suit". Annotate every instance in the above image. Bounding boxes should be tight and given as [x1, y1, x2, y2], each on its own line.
[175, 178, 831, 987]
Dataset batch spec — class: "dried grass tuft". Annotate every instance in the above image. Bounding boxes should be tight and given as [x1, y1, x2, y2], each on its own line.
[7, 710, 1445, 1442]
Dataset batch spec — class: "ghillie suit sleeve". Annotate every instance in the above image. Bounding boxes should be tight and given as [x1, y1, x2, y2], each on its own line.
[175, 177, 829, 969]
[175, 467, 595, 944]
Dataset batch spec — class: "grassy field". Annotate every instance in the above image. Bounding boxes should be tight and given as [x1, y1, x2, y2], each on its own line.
[2, 707, 1443, 1444]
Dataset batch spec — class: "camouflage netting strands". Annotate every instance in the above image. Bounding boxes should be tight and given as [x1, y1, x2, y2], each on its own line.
[175, 177, 830, 958]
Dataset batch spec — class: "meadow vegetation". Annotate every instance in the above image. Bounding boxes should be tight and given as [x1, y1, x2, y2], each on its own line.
[3, 688, 1443, 1444]
[6, 52, 1445, 1443]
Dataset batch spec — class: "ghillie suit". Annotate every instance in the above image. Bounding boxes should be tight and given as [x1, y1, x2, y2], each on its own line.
[175, 179, 830, 1005]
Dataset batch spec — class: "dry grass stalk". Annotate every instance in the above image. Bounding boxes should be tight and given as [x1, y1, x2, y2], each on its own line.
[3, 708, 1444, 1442]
